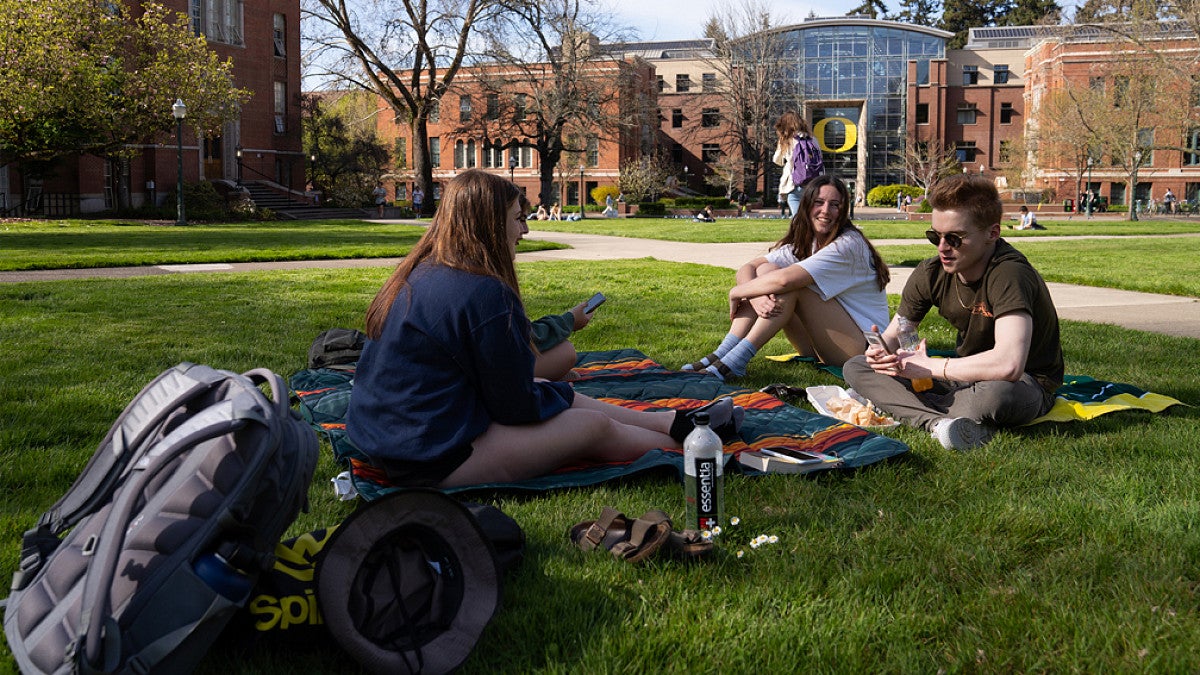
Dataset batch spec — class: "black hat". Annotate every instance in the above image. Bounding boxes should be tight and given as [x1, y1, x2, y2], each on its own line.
[316, 489, 501, 675]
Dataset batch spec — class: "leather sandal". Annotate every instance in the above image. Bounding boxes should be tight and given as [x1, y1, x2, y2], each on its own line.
[666, 528, 714, 560]
[570, 508, 673, 563]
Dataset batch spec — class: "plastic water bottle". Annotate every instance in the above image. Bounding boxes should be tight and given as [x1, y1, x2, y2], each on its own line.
[194, 552, 253, 601]
[896, 316, 933, 392]
[683, 412, 724, 533]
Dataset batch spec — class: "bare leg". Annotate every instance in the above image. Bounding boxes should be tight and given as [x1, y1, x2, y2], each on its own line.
[438, 395, 678, 487]
[781, 287, 867, 366]
[534, 341, 577, 381]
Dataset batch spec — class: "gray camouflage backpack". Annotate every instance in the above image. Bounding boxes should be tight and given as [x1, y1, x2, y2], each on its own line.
[3, 363, 318, 674]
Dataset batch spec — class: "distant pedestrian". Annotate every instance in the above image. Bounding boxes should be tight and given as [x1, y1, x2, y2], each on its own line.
[373, 182, 387, 218]
[412, 187, 425, 217]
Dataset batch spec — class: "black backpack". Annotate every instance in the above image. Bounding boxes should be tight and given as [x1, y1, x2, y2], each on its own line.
[3, 363, 318, 674]
[307, 328, 366, 369]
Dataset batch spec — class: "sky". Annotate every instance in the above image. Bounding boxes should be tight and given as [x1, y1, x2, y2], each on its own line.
[610, 0, 889, 42]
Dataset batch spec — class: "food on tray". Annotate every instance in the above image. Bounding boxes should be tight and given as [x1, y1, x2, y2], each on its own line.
[823, 396, 893, 427]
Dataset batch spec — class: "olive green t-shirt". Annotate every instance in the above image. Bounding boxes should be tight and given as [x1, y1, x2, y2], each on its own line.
[898, 239, 1064, 395]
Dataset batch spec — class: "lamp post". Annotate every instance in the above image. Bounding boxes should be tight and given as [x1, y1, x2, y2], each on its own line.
[1131, 150, 1142, 222]
[578, 166, 585, 219]
[1086, 156, 1093, 219]
[235, 146, 243, 186]
[509, 154, 518, 183]
[172, 98, 187, 226]
[682, 164, 689, 189]
[979, 163, 985, 176]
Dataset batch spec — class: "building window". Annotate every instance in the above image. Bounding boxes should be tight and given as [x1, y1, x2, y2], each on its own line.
[962, 65, 978, 86]
[1138, 128, 1153, 165]
[428, 99, 440, 124]
[459, 95, 472, 122]
[656, 75, 665, 92]
[1113, 76, 1130, 107]
[454, 140, 466, 169]
[671, 143, 683, 165]
[916, 60, 929, 85]
[394, 137, 407, 169]
[518, 145, 532, 168]
[956, 104, 978, 125]
[702, 73, 717, 92]
[1187, 129, 1200, 166]
[1090, 76, 1105, 93]
[993, 64, 1009, 84]
[916, 103, 929, 124]
[672, 109, 683, 128]
[675, 74, 691, 92]
[395, 183, 407, 200]
[483, 140, 502, 168]
[955, 141, 977, 163]
[702, 143, 721, 164]
[429, 137, 441, 166]
[191, 0, 243, 45]
[701, 108, 720, 127]
[514, 94, 526, 122]
[272, 13, 286, 57]
[586, 137, 599, 167]
[273, 81, 286, 133]
[1000, 102, 1014, 124]
[486, 94, 499, 120]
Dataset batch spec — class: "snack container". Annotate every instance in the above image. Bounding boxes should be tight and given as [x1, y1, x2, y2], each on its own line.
[805, 385, 900, 429]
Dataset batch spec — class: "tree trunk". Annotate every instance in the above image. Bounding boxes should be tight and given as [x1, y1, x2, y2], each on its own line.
[411, 115, 434, 216]
[116, 156, 131, 211]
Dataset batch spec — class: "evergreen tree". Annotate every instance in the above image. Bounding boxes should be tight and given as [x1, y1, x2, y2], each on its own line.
[897, 0, 942, 26]
[940, 0, 1002, 47]
[846, 0, 891, 19]
[1003, 0, 1061, 25]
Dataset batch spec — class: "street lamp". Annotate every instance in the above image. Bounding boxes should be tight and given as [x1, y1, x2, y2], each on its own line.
[1086, 156, 1094, 219]
[979, 163, 985, 176]
[509, 153, 518, 183]
[578, 166, 586, 219]
[1131, 150, 1143, 221]
[172, 98, 187, 226]
[682, 164, 690, 188]
[235, 146, 243, 186]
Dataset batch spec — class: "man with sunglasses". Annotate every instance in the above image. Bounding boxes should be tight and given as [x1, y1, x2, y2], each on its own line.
[844, 175, 1063, 450]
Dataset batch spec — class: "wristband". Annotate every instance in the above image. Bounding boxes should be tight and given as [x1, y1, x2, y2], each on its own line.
[942, 358, 949, 381]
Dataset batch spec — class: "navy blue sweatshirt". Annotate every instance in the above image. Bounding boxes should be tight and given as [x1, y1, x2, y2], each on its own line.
[347, 263, 575, 485]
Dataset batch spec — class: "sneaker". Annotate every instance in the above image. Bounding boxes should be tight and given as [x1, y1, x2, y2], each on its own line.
[931, 417, 994, 451]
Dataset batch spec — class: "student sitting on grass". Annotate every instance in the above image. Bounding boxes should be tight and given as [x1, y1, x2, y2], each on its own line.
[347, 170, 742, 488]
[682, 175, 890, 378]
[843, 175, 1063, 451]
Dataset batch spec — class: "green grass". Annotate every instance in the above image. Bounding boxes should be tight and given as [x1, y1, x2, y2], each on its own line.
[529, 214, 1200, 243]
[878, 237, 1200, 297]
[0, 219, 564, 271]
[2, 259, 1199, 673]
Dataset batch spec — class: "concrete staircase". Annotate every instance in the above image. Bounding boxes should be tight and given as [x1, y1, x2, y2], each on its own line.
[241, 181, 368, 220]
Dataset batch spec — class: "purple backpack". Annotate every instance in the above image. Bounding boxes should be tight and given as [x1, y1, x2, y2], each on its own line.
[791, 136, 825, 188]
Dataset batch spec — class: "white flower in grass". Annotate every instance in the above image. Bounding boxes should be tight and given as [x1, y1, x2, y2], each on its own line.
[768, 535, 779, 544]
[700, 530, 713, 540]
[736, 550, 745, 558]
[729, 516, 741, 527]
[711, 525, 722, 536]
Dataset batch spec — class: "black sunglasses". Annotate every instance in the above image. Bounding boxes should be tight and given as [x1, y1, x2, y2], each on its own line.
[925, 229, 964, 248]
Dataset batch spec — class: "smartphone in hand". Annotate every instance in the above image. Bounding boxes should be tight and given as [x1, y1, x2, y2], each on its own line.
[583, 292, 607, 314]
[863, 329, 892, 354]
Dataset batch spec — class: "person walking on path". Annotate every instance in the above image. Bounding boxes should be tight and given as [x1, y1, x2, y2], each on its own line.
[843, 174, 1064, 451]
[373, 182, 388, 218]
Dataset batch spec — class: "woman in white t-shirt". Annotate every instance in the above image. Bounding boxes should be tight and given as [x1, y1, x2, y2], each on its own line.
[682, 176, 890, 378]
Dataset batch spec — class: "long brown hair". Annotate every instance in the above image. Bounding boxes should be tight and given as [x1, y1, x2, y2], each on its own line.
[775, 111, 811, 147]
[364, 170, 530, 338]
[774, 175, 890, 291]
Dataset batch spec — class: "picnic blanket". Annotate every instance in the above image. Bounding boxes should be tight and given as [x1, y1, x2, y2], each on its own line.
[764, 353, 1184, 424]
[290, 349, 910, 500]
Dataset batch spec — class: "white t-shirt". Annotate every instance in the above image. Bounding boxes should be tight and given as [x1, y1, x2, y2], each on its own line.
[764, 229, 889, 331]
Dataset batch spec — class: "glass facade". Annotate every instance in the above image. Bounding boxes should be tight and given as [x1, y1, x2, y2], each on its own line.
[769, 21, 947, 192]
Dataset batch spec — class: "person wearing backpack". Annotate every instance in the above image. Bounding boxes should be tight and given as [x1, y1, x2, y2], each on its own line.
[772, 111, 824, 218]
[347, 170, 744, 488]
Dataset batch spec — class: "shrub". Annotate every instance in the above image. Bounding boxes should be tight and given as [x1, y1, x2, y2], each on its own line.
[673, 196, 732, 209]
[866, 183, 924, 208]
[591, 185, 620, 206]
[635, 202, 667, 216]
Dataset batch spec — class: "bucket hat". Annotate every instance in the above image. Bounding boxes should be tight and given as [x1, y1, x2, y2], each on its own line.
[316, 488, 501, 674]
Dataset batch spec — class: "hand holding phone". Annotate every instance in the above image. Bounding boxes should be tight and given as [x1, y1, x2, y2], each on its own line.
[863, 329, 892, 354]
[583, 292, 606, 314]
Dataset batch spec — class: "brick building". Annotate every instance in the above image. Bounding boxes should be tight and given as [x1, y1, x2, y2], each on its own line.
[1, 0, 304, 215]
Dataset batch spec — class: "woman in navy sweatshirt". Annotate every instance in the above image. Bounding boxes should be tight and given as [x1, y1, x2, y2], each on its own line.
[348, 170, 741, 488]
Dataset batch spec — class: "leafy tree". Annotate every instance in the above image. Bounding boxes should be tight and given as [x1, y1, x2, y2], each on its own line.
[846, 0, 892, 19]
[303, 92, 391, 208]
[940, 0, 1004, 47]
[897, 139, 961, 190]
[303, 0, 500, 216]
[617, 155, 672, 203]
[1003, 0, 1062, 25]
[0, 0, 248, 206]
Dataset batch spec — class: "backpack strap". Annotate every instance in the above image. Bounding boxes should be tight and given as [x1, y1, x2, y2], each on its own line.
[10, 364, 228, 593]
[76, 376, 270, 671]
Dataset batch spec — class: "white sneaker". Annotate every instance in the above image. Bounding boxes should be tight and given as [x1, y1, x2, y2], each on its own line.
[931, 417, 994, 451]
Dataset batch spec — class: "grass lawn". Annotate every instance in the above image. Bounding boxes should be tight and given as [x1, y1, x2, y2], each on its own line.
[0, 218, 564, 271]
[2, 258, 1199, 673]
[529, 214, 1200, 243]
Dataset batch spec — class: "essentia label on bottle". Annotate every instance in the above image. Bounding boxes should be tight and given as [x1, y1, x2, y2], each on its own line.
[685, 456, 721, 532]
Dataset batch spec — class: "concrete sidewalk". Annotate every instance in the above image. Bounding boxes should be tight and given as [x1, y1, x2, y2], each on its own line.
[2, 229, 1198, 340]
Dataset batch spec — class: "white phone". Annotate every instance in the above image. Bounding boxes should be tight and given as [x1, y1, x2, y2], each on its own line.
[863, 329, 892, 354]
[583, 292, 607, 314]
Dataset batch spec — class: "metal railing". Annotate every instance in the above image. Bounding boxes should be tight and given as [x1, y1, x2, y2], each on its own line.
[0, 192, 80, 218]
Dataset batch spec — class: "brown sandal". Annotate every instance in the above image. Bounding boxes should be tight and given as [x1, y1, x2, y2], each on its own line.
[666, 528, 714, 560]
[570, 508, 673, 563]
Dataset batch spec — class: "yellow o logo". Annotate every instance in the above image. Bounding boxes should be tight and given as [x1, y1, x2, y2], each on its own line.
[813, 117, 858, 153]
